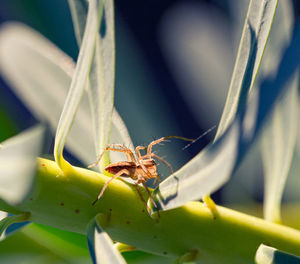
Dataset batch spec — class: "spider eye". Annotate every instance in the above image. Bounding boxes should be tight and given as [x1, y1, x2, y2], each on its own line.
[151, 159, 156, 165]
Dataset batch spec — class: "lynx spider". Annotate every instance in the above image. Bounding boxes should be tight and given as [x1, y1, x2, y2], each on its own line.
[89, 136, 193, 215]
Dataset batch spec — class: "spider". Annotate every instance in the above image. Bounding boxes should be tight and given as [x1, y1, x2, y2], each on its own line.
[88, 136, 193, 215]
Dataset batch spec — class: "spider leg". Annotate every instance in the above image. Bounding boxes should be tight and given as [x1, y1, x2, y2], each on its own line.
[137, 157, 161, 185]
[141, 181, 160, 218]
[88, 146, 135, 169]
[135, 146, 146, 159]
[143, 153, 173, 174]
[147, 136, 194, 154]
[92, 169, 129, 205]
[107, 144, 136, 162]
[134, 182, 151, 214]
[152, 174, 161, 186]
[88, 147, 108, 169]
[136, 154, 162, 185]
[136, 158, 154, 179]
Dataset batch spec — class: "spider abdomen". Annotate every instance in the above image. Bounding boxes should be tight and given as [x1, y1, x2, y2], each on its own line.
[105, 161, 137, 176]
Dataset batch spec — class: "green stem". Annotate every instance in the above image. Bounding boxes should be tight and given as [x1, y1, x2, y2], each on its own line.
[2, 158, 300, 263]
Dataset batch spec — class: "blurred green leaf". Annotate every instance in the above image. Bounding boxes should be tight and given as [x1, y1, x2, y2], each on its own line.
[87, 215, 126, 264]
[22, 223, 90, 261]
[123, 251, 174, 264]
[0, 254, 66, 264]
[260, 0, 298, 223]
[0, 23, 132, 166]
[215, 0, 278, 139]
[0, 108, 17, 142]
[153, 22, 300, 212]
[0, 125, 46, 205]
[68, 0, 115, 172]
[54, 0, 104, 170]
[255, 244, 300, 263]
[0, 223, 90, 264]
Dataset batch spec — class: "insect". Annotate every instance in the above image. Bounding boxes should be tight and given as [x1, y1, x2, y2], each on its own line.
[88, 136, 194, 215]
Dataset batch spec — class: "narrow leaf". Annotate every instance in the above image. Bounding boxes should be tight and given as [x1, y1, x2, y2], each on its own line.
[260, 1, 298, 223]
[261, 74, 298, 223]
[54, 0, 103, 170]
[0, 213, 30, 241]
[215, 0, 278, 139]
[87, 215, 126, 264]
[0, 22, 95, 165]
[68, 0, 116, 171]
[0, 23, 132, 165]
[0, 125, 46, 205]
[153, 24, 300, 212]
[255, 244, 300, 264]
[67, 0, 88, 45]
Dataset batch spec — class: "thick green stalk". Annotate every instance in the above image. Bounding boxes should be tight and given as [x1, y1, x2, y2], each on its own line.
[1, 158, 300, 263]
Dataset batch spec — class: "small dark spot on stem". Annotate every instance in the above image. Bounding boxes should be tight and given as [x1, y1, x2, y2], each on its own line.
[109, 208, 112, 211]
[60, 202, 64, 206]
[126, 220, 130, 224]
[163, 251, 168, 255]
[75, 209, 80, 214]
[29, 198, 33, 201]
[142, 209, 145, 213]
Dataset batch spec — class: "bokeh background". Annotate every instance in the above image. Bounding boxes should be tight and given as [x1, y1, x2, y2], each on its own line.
[0, 1, 300, 263]
[0, 0, 299, 206]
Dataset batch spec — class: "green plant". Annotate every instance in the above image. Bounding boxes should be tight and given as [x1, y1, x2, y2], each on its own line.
[0, 0, 299, 263]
